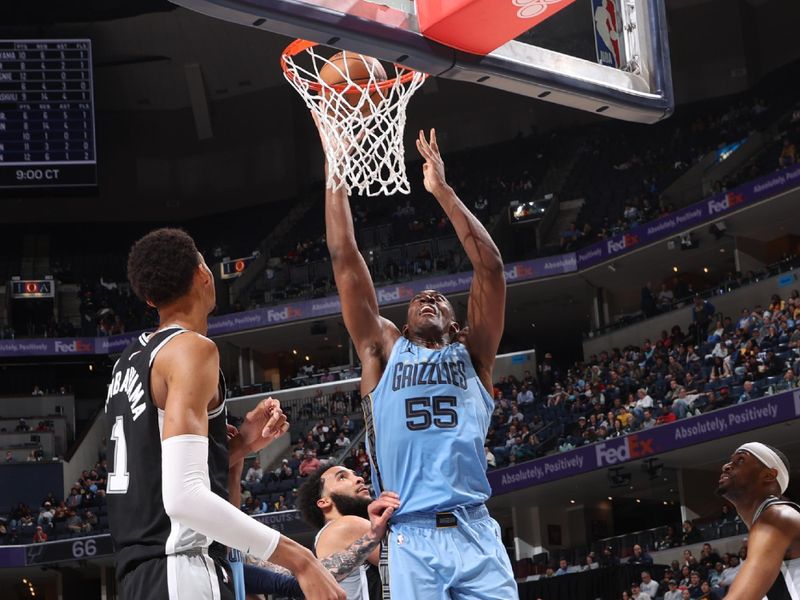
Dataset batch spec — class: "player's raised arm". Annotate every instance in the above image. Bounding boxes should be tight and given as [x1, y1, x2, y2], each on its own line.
[416, 129, 506, 389]
[318, 122, 399, 390]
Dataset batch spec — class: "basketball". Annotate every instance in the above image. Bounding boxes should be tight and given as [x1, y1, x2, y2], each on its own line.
[319, 51, 388, 114]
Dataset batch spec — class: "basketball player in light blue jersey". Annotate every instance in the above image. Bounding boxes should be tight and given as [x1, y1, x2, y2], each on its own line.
[319, 124, 517, 599]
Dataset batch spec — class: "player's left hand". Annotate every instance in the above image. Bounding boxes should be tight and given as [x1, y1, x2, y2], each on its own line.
[239, 397, 290, 452]
[416, 128, 448, 195]
[367, 491, 400, 539]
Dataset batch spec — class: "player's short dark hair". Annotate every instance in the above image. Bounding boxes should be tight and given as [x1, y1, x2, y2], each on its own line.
[296, 467, 328, 530]
[127, 228, 200, 307]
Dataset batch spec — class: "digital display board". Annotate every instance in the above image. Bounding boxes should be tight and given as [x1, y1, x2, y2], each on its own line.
[0, 39, 97, 189]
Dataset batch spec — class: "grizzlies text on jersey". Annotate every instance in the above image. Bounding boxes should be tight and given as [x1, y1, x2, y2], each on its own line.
[364, 337, 493, 516]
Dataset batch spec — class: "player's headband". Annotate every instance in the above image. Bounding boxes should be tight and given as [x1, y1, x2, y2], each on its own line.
[736, 442, 789, 494]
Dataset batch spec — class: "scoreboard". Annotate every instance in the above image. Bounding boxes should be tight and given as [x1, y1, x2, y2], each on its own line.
[0, 39, 97, 189]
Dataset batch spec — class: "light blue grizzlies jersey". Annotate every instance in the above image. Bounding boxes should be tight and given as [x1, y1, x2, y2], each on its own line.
[363, 337, 494, 516]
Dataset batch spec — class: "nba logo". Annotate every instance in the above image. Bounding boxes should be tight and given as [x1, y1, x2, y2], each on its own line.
[592, 0, 624, 68]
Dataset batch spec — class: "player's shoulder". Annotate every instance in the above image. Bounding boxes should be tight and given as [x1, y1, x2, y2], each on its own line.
[153, 330, 218, 366]
[322, 515, 371, 537]
[758, 501, 800, 530]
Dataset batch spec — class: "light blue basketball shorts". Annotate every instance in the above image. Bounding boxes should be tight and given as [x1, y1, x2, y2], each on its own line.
[387, 504, 518, 600]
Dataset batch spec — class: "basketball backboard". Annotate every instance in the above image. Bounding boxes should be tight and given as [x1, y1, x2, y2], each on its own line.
[169, 0, 673, 123]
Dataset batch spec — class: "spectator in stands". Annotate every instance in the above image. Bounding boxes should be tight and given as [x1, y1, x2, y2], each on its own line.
[707, 561, 724, 590]
[272, 459, 294, 482]
[628, 544, 653, 565]
[698, 580, 721, 600]
[631, 582, 651, 600]
[37, 502, 54, 527]
[639, 572, 658, 598]
[692, 295, 716, 345]
[679, 566, 691, 587]
[631, 388, 655, 425]
[65, 510, 89, 534]
[32, 525, 48, 543]
[778, 137, 797, 168]
[66, 487, 82, 509]
[554, 558, 570, 575]
[516, 384, 534, 405]
[657, 402, 678, 426]
[776, 368, 798, 392]
[273, 495, 288, 512]
[641, 409, 657, 429]
[601, 546, 620, 567]
[664, 580, 681, 600]
[15, 418, 30, 432]
[657, 525, 678, 549]
[687, 571, 702, 599]
[699, 543, 721, 569]
[243, 459, 263, 488]
[52, 502, 68, 524]
[334, 431, 350, 451]
[299, 451, 321, 477]
[4, 451, 12, 463]
[583, 553, 599, 570]
[658, 283, 675, 312]
[682, 521, 702, 545]
[738, 380, 756, 403]
[84, 510, 97, 530]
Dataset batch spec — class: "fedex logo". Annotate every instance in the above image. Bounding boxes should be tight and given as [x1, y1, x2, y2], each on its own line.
[707, 192, 745, 215]
[504, 264, 535, 281]
[267, 306, 302, 323]
[513, 0, 567, 19]
[606, 233, 640, 255]
[377, 286, 413, 304]
[54, 339, 93, 353]
[595, 434, 655, 466]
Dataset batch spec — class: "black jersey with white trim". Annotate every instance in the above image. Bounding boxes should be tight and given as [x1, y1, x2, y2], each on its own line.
[754, 497, 800, 600]
[104, 326, 228, 581]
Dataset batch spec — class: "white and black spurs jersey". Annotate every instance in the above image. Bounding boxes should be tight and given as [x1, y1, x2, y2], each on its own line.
[104, 325, 229, 581]
[754, 496, 800, 600]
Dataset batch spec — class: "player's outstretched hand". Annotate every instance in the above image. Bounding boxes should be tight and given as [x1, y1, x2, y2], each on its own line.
[416, 128, 448, 196]
[240, 398, 290, 453]
[367, 491, 400, 539]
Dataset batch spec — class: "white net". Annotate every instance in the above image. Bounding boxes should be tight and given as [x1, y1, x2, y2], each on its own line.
[282, 41, 427, 197]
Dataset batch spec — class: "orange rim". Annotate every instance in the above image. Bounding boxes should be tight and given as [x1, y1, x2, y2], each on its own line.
[280, 39, 425, 94]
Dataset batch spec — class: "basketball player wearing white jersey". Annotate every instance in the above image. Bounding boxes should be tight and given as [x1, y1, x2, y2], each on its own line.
[298, 466, 399, 600]
[716, 442, 800, 600]
[106, 228, 344, 600]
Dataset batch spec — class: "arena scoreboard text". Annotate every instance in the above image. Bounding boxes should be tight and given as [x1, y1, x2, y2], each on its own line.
[0, 39, 97, 189]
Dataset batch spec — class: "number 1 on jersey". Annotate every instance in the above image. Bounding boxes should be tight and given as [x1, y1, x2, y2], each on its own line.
[108, 415, 130, 494]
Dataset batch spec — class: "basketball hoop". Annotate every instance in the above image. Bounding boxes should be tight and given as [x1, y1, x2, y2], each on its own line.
[281, 39, 427, 197]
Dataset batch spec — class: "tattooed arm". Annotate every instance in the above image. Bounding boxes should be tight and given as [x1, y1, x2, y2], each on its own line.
[319, 527, 384, 580]
[315, 492, 400, 581]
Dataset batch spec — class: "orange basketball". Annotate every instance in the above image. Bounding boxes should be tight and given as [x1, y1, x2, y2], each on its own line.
[319, 51, 388, 115]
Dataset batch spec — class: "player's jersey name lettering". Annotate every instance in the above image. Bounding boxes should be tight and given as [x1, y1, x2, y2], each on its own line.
[105, 365, 146, 421]
[391, 359, 468, 391]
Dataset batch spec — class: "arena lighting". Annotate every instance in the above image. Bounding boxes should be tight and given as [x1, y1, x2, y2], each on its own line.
[608, 466, 632, 488]
[642, 458, 664, 480]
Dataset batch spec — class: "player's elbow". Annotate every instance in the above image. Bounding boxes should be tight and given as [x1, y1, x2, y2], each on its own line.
[475, 251, 504, 278]
[162, 485, 191, 522]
